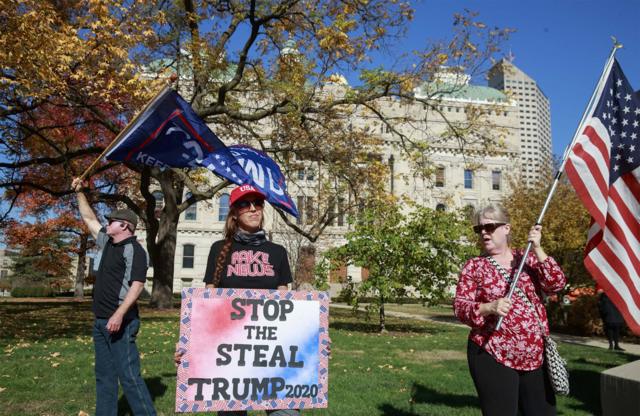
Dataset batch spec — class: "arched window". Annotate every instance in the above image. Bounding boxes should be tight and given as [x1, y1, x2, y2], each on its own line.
[184, 193, 197, 221]
[218, 193, 230, 222]
[436, 203, 446, 212]
[182, 244, 195, 269]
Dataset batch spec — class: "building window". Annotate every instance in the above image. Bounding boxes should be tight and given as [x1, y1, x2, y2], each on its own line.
[464, 169, 474, 189]
[152, 191, 163, 210]
[328, 200, 336, 226]
[337, 197, 345, 226]
[182, 244, 195, 269]
[296, 195, 305, 225]
[436, 203, 446, 211]
[435, 166, 445, 187]
[463, 204, 475, 221]
[218, 193, 230, 222]
[305, 197, 315, 225]
[492, 171, 502, 191]
[298, 169, 305, 180]
[184, 193, 197, 221]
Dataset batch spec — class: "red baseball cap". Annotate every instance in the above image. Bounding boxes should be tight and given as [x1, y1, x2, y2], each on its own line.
[229, 185, 266, 206]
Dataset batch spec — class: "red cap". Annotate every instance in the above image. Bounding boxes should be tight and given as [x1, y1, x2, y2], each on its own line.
[229, 185, 266, 206]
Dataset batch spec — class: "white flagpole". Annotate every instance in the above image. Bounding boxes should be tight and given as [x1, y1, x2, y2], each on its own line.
[495, 40, 623, 331]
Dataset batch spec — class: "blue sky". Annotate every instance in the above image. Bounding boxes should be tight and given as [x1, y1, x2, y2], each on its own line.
[371, 0, 640, 157]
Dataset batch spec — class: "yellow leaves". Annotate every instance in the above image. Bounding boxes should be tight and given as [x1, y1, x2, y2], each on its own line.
[78, 411, 90, 416]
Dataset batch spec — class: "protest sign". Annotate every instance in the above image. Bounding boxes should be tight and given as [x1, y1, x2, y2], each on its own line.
[175, 288, 330, 413]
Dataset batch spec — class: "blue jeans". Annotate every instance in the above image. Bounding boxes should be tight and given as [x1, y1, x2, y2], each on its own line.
[93, 318, 156, 416]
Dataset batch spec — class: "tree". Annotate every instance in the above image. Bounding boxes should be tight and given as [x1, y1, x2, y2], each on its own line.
[1, 1, 511, 308]
[324, 202, 473, 331]
[502, 172, 591, 288]
[5, 221, 73, 290]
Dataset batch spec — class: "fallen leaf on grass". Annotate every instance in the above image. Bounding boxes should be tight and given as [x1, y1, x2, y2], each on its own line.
[78, 411, 89, 416]
[51, 362, 60, 368]
[0, 387, 6, 393]
[51, 352, 61, 358]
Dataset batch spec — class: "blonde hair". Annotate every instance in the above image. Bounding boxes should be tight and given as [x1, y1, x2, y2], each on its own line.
[473, 203, 510, 226]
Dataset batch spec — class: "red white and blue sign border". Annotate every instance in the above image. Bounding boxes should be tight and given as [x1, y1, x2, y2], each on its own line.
[175, 288, 330, 413]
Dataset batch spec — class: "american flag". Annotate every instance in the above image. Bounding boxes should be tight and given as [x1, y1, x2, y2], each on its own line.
[566, 58, 640, 334]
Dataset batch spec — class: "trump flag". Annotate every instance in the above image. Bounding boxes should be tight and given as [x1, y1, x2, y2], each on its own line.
[565, 58, 640, 334]
[105, 87, 248, 185]
[203, 145, 299, 217]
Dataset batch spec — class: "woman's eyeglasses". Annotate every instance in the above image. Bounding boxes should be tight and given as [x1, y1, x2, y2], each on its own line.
[473, 223, 506, 234]
[235, 199, 265, 209]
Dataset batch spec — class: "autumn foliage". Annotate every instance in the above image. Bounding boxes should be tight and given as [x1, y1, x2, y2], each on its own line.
[1, 1, 512, 307]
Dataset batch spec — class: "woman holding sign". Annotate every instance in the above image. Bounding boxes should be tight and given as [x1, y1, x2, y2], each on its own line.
[454, 204, 566, 416]
[175, 184, 296, 416]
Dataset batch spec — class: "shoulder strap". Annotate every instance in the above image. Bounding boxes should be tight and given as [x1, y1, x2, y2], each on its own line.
[485, 255, 545, 335]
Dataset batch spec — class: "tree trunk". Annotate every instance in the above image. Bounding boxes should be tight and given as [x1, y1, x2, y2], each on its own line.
[73, 233, 89, 300]
[148, 224, 178, 308]
[147, 169, 182, 309]
[294, 245, 316, 289]
[379, 294, 386, 332]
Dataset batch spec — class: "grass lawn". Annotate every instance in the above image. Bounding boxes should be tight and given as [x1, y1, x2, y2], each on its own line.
[0, 300, 636, 415]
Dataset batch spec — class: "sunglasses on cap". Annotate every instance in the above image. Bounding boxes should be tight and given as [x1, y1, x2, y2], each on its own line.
[235, 199, 265, 209]
[473, 222, 506, 234]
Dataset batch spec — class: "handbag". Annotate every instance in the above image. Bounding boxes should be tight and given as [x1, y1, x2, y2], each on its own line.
[486, 256, 570, 396]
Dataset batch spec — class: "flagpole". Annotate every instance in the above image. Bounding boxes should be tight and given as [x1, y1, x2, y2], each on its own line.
[78, 75, 178, 180]
[495, 41, 622, 331]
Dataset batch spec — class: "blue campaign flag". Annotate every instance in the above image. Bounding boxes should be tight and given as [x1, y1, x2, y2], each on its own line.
[203, 145, 299, 217]
[105, 87, 248, 185]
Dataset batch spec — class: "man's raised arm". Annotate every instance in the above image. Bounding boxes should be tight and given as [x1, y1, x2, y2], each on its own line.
[71, 178, 101, 239]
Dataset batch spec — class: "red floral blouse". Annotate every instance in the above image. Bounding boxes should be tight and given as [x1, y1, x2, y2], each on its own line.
[454, 250, 566, 371]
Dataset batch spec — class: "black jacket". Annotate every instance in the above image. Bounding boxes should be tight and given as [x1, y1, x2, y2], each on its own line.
[598, 293, 624, 325]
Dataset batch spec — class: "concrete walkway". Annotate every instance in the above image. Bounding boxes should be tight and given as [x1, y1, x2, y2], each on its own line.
[330, 303, 640, 356]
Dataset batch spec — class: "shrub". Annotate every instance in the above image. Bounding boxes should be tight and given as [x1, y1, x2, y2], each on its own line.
[11, 286, 55, 298]
[548, 295, 602, 336]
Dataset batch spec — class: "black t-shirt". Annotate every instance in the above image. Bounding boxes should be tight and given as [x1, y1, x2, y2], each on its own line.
[93, 229, 148, 320]
[203, 239, 292, 289]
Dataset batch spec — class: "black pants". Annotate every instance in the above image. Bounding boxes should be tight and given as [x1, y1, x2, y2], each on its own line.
[467, 340, 556, 416]
[604, 322, 622, 347]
